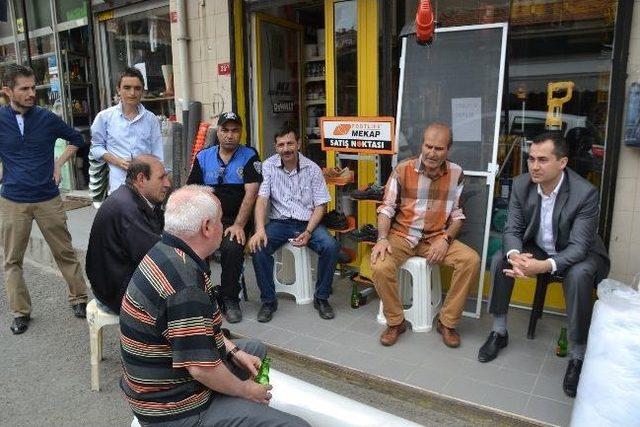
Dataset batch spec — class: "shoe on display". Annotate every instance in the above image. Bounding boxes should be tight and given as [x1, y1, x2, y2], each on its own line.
[350, 224, 378, 243]
[351, 183, 385, 201]
[323, 210, 348, 229]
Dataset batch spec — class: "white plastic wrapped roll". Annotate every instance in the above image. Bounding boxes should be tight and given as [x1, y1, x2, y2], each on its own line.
[570, 279, 640, 427]
[270, 369, 422, 427]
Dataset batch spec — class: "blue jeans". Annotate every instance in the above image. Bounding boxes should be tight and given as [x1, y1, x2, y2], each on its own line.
[251, 219, 340, 303]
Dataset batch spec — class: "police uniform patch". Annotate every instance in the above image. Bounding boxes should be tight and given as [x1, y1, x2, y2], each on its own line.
[253, 161, 262, 174]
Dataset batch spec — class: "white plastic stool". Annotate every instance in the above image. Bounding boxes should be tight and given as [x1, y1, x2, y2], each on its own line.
[86, 299, 119, 391]
[377, 257, 442, 332]
[274, 243, 314, 304]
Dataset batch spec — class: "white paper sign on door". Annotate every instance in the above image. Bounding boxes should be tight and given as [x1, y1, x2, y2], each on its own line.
[451, 97, 482, 142]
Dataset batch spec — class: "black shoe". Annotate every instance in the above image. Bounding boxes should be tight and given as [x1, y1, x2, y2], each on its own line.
[351, 184, 385, 201]
[314, 298, 335, 320]
[323, 210, 348, 229]
[224, 299, 242, 324]
[257, 301, 278, 323]
[563, 358, 583, 398]
[10, 316, 30, 335]
[477, 331, 509, 362]
[72, 303, 87, 318]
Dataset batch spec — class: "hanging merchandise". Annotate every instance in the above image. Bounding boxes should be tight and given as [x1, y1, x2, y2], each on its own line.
[415, 0, 435, 45]
[545, 81, 574, 130]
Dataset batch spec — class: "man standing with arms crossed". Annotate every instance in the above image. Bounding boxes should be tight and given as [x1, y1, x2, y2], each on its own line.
[90, 67, 164, 194]
[0, 64, 88, 334]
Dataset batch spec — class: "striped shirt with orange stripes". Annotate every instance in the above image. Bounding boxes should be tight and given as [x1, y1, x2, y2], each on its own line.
[119, 233, 227, 423]
[377, 156, 465, 247]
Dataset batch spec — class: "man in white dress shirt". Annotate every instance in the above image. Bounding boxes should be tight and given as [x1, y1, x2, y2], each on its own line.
[477, 132, 609, 398]
[90, 67, 164, 194]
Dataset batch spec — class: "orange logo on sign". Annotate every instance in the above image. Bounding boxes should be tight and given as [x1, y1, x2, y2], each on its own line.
[333, 124, 352, 136]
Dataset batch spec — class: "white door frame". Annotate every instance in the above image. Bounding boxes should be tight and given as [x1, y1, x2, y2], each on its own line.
[394, 22, 509, 318]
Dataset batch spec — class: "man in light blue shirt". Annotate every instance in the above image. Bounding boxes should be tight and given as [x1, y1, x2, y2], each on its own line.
[90, 67, 163, 194]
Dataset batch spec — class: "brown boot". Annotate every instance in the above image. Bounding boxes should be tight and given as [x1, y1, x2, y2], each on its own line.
[437, 319, 461, 348]
[380, 321, 407, 346]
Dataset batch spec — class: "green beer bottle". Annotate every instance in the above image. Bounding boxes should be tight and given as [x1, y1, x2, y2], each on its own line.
[255, 356, 271, 385]
[556, 327, 568, 357]
[350, 282, 360, 309]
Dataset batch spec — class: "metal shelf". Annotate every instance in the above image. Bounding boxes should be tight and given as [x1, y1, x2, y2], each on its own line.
[305, 76, 325, 82]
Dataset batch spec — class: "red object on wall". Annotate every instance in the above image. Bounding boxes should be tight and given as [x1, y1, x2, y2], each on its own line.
[190, 122, 211, 168]
[415, 0, 435, 45]
[218, 62, 231, 76]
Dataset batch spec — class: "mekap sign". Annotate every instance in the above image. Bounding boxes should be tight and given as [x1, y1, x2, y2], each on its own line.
[320, 117, 396, 154]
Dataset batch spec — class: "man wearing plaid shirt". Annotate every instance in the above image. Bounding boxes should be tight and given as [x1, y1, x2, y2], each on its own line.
[371, 123, 480, 348]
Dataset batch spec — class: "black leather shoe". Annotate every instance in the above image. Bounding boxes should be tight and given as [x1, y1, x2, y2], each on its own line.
[563, 358, 583, 398]
[72, 303, 87, 318]
[314, 298, 335, 320]
[224, 299, 242, 324]
[477, 331, 509, 362]
[10, 316, 30, 334]
[257, 302, 278, 323]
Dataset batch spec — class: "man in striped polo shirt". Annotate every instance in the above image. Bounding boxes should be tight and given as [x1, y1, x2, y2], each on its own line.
[248, 126, 340, 323]
[120, 185, 308, 426]
[370, 123, 480, 348]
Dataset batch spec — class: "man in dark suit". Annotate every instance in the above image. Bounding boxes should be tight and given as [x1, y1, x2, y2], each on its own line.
[477, 132, 609, 398]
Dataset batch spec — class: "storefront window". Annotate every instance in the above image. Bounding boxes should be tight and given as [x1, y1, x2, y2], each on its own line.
[56, 0, 87, 24]
[400, 1, 616, 191]
[334, 0, 357, 116]
[101, 6, 174, 116]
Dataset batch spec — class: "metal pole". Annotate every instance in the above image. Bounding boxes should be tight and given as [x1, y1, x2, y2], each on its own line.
[20, 0, 31, 66]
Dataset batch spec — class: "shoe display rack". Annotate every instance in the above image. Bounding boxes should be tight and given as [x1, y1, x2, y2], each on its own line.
[322, 162, 386, 307]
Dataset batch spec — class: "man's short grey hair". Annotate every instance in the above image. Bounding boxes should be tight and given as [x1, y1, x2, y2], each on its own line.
[164, 185, 220, 238]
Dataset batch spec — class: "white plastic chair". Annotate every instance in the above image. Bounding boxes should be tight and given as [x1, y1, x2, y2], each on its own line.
[86, 299, 119, 391]
[377, 257, 442, 332]
[274, 243, 314, 304]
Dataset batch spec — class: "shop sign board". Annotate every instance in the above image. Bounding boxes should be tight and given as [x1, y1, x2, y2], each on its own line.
[319, 116, 396, 154]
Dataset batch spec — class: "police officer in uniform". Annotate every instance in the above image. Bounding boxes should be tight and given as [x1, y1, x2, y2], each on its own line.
[187, 112, 262, 322]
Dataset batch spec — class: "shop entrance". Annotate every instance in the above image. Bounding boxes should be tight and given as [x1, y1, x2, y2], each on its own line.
[245, 0, 380, 279]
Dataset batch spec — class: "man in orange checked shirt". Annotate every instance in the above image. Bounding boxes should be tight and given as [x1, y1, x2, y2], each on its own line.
[370, 122, 480, 348]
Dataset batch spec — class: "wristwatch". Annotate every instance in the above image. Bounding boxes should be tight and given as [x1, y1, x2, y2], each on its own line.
[226, 346, 240, 362]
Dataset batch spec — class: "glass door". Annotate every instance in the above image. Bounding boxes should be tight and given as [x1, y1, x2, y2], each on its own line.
[254, 13, 303, 159]
[396, 24, 508, 318]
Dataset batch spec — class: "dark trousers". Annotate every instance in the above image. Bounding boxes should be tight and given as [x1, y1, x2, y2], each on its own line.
[489, 245, 609, 345]
[251, 219, 340, 303]
[218, 219, 249, 302]
[140, 339, 310, 427]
